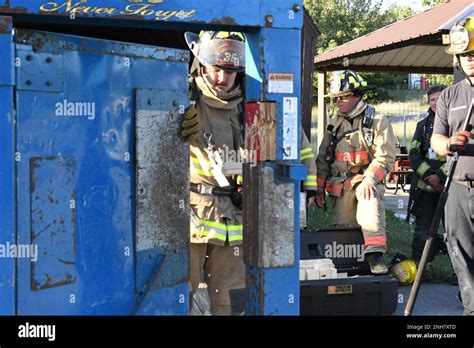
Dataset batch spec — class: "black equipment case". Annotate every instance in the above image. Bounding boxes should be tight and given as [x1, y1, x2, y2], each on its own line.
[301, 228, 371, 275]
[300, 228, 398, 316]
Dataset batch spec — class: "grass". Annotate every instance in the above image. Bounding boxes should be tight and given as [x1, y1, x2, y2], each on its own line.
[307, 201, 454, 284]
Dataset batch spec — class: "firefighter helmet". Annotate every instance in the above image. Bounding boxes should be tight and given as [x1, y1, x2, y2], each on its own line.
[327, 70, 376, 98]
[389, 253, 417, 286]
[185, 31, 246, 72]
[445, 16, 474, 55]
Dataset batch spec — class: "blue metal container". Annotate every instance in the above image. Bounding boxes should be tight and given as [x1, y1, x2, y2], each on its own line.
[0, 0, 306, 315]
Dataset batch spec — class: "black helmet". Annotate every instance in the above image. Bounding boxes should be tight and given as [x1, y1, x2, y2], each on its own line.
[328, 70, 376, 98]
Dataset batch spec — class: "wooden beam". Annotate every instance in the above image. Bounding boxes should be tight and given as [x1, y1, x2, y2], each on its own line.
[317, 72, 327, 151]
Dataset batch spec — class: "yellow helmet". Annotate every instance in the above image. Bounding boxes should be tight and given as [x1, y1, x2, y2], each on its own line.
[389, 259, 417, 286]
[327, 70, 376, 99]
[445, 16, 474, 55]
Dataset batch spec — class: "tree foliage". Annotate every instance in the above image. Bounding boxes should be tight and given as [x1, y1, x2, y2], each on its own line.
[421, 0, 446, 7]
[422, 74, 454, 87]
[304, 0, 414, 55]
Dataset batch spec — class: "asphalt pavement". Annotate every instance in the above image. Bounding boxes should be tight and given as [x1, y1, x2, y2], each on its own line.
[394, 283, 463, 316]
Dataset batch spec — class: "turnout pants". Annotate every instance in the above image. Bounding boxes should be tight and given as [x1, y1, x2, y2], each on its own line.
[410, 191, 445, 262]
[331, 183, 387, 254]
[190, 242, 245, 315]
[445, 182, 474, 315]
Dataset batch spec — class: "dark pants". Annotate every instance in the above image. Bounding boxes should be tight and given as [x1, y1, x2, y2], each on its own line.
[411, 191, 445, 262]
[445, 182, 474, 315]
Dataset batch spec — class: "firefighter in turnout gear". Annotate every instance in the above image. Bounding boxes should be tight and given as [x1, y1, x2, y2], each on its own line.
[407, 85, 447, 263]
[182, 31, 317, 315]
[316, 71, 397, 274]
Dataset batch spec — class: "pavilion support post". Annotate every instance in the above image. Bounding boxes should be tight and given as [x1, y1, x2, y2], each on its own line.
[317, 71, 327, 150]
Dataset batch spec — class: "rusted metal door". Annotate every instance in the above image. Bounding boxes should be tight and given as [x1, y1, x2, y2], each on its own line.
[14, 29, 189, 314]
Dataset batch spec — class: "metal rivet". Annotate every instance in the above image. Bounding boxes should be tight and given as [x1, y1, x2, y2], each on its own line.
[147, 99, 153, 105]
[45, 57, 53, 64]
[26, 55, 33, 61]
[26, 80, 32, 85]
[46, 81, 53, 86]
[292, 4, 301, 12]
[285, 190, 292, 197]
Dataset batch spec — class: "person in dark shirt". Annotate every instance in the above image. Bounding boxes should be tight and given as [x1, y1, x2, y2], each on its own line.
[432, 16, 474, 315]
[408, 85, 446, 263]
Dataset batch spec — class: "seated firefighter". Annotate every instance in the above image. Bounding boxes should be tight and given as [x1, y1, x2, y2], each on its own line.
[181, 31, 317, 315]
[315, 71, 397, 274]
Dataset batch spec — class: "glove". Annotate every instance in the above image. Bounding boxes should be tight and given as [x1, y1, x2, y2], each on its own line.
[425, 174, 444, 192]
[180, 106, 199, 141]
[448, 130, 471, 152]
[315, 189, 325, 210]
[306, 190, 316, 207]
[231, 185, 243, 209]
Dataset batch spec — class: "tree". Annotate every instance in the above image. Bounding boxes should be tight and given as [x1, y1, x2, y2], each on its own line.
[305, 0, 415, 98]
[421, 0, 446, 7]
[383, 5, 415, 22]
[422, 74, 454, 87]
[305, 0, 390, 55]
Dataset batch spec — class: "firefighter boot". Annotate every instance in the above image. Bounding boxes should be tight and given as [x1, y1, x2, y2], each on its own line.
[366, 252, 388, 275]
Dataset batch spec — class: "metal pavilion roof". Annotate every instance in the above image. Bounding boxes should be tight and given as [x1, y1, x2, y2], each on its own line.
[314, 0, 474, 74]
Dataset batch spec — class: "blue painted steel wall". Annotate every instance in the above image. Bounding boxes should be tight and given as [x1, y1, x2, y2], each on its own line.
[0, 0, 302, 29]
[14, 30, 189, 314]
[0, 16, 15, 315]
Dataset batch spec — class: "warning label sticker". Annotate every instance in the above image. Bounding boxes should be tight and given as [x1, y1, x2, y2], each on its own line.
[268, 73, 294, 94]
[283, 97, 298, 160]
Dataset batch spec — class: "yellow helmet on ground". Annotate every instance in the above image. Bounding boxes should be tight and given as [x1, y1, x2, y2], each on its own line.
[389, 254, 417, 286]
[445, 16, 474, 55]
